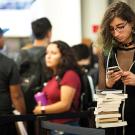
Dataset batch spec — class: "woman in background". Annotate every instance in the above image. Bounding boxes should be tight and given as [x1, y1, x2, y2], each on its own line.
[97, 1, 135, 135]
[33, 40, 81, 135]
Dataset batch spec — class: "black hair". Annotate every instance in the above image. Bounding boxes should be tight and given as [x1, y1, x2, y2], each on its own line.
[72, 44, 90, 60]
[72, 43, 95, 68]
[44, 40, 81, 80]
[31, 17, 52, 40]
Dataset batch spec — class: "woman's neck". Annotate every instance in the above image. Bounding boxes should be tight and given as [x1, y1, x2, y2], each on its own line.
[122, 40, 134, 47]
[117, 39, 135, 51]
[118, 37, 134, 48]
[121, 36, 133, 46]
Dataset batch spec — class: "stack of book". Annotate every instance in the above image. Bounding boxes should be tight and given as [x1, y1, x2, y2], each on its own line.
[94, 89, 127, 128]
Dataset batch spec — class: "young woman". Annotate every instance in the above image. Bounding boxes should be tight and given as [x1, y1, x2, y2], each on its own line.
[97, 1, 135, 135]
[33, 40, 81, 135]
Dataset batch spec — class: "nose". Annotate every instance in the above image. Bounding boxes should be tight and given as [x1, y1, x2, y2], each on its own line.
[45, 53, 51, 60]
[47, 54, 51, 59]
[113, 30, 120, 37]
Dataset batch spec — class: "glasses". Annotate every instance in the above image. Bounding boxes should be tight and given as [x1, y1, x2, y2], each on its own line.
[110, 21, 127, 33]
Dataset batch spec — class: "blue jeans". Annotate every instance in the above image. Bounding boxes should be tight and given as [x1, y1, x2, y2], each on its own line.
[50, 121, 79, 135]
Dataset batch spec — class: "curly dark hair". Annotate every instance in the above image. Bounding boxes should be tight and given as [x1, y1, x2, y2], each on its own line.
[44, 40, 81, 80]
[101, 1, 135, 51]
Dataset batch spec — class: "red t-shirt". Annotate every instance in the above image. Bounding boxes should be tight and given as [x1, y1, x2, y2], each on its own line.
[42, 70, 81, 123]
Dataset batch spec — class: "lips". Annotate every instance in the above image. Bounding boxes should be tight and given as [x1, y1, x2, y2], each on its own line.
[46, 61, 51, 64]
[115, 37, 123, 42]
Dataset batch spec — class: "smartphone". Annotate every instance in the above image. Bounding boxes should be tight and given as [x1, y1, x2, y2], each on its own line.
[107, 66, 120, 72]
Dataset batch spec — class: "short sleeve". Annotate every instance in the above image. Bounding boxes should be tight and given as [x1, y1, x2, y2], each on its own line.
[60, 70, 81, 90]
[9, 61, 20, 85]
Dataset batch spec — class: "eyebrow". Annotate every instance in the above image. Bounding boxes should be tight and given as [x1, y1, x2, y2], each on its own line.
[110, 22, 125, 27]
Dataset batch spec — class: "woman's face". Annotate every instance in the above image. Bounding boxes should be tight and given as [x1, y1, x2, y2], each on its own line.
[110, 17, 133, 44]
[45, 43, 61, 70]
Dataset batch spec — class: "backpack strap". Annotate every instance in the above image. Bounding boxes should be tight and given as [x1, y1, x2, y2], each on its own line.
[81, 73, 94, 110]
[87, 75, 95, 102]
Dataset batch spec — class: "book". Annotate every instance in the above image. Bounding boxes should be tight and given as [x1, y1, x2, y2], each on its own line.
[101, 90, 122, 94]
[94, 111, 119, 115]
[95, 117, 119, 123]
[94, 94, 127, 101]
[96, 113, 121, 119]
[94, 107, 119, 113]
[97, 104, 120, 108]
[96, 120, 127, 128]
[97, 100, 121, 105]
[94, 91, 127, 128]
[106, 94, 128, 99]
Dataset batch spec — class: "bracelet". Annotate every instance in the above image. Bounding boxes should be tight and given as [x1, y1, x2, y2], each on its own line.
[41, 106, 46, 114]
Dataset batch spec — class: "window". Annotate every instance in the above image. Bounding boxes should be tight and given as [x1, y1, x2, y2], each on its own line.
[0, 0, 35, 10]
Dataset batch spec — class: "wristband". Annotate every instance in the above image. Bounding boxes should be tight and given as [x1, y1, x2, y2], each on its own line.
[41, 106, 46, 114]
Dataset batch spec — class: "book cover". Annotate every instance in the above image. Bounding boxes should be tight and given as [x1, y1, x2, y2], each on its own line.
[97, 100, 121, 105]
[94, 111, 119, 115]
[96, 113, 121, 119]
[95, 117, 119, 123]
[96, 121, 127, 128]
[95, 107, 119, 113]
[101, 90, 122, 94]
[97, 104, 120, 108]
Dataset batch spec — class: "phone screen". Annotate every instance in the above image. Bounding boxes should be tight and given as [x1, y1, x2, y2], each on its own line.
[107, 66, 120, 72]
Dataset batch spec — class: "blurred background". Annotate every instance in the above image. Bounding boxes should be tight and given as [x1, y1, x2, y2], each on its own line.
[0, 0, 135, 52]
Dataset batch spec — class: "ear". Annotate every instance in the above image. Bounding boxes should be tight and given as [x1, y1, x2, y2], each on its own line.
[130, 22, 135, 29]
[47, 30, 52, 40]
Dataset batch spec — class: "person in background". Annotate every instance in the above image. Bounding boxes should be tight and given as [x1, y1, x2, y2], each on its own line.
[16, 17, 52, 135]
[0, 27, 9, 53]
[0, 28, 20, 61]
[31, 17, 52, 48]
[0, 52, 26, 135]
[97, 1, 135, 135]
[82, 38, 99, 68]
[72, 44, 96, 128]
[72, 44, 98, 87]
[33, 40, 81, 135]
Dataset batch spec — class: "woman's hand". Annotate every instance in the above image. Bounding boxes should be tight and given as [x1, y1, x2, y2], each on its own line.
[106, 70, 123, 88]
[33, 102, 42, 115]
[122, 71, 135, 86]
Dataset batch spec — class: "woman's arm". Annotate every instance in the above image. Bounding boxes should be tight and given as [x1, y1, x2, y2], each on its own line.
[33, 85, 76, 114]
[98, 51, 106, 89]
[98, 51, 123, 89]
